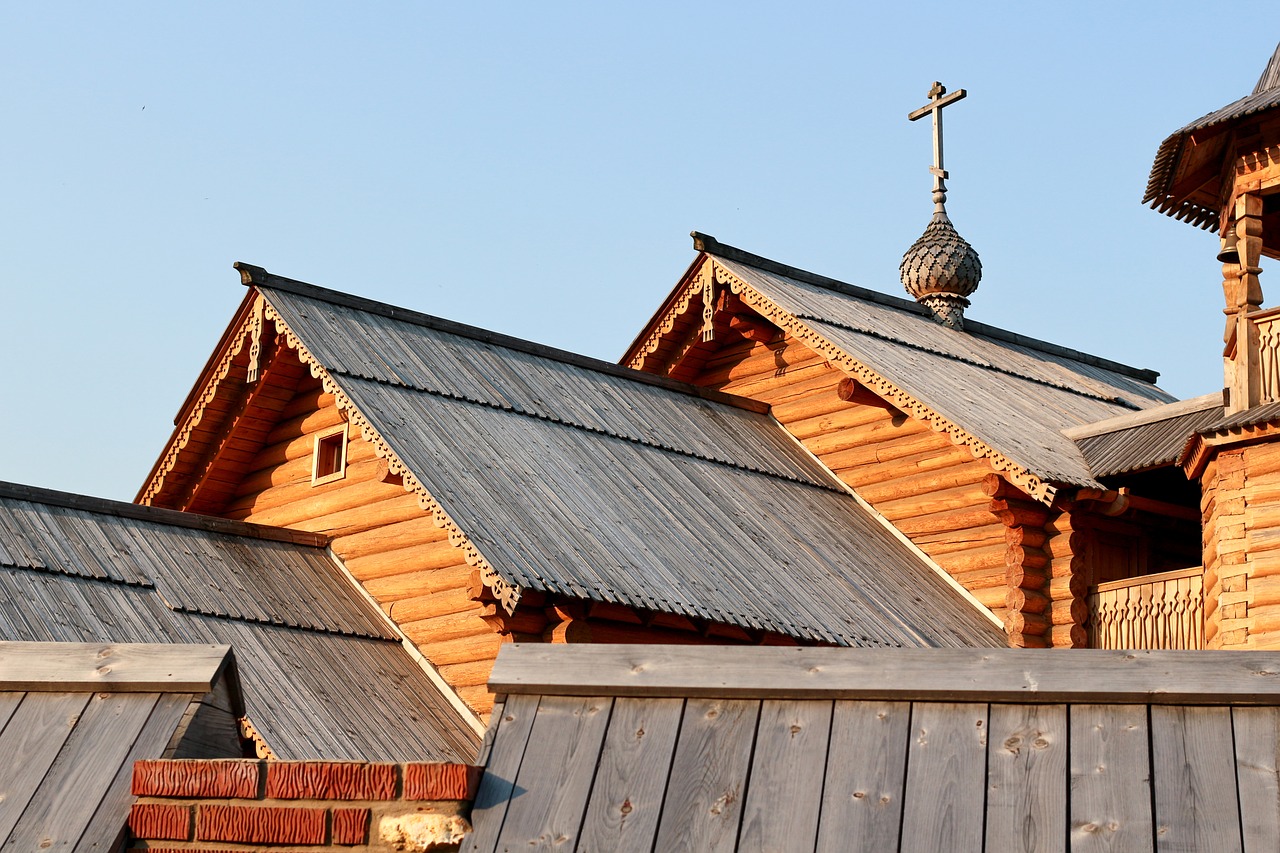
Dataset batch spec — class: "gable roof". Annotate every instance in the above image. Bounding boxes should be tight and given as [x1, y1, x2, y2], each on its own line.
[1066, 393, 1224, 478]
[626, 235, 1174, 502]
[470, 643, 1280, 852]
[210, 265, 1004, 649]
[0, 642, 234, 852]
[0, 481, 480, 762]
[1145, 42, 1280, 230]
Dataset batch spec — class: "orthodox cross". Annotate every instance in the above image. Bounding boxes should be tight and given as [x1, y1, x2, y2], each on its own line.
[908, 81, 967, 196]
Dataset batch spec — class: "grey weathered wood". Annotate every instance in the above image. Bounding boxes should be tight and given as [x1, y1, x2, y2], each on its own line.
[490, 695, 613, 852]
[488, 645, 1280, 704]
[984, 703, 1067, 853]
[0, 692, 92, 842]
[652, 699, 760, 853]
[577, 697, 684, 853]
[4, 692, 162, 851]
[0, 642, 231, 693]
[1233, 706, 1280, 853]
[1150, 705, 1242, 852]
[815, 700, 909, 853]
[900, 702, 989, 852]
[464, 692, 541, 853]
[0, 692, 23, 738]
[1070, 704, 1153, 852]
[75, 693, 196, 852]
[737, 699, 833, 853]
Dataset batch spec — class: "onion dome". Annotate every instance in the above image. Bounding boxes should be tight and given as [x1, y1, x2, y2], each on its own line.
[900, 197, 982, 330]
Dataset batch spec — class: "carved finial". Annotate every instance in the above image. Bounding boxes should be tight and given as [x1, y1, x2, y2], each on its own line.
[233, 261, 269, 287]
[901, 82, 981, 330]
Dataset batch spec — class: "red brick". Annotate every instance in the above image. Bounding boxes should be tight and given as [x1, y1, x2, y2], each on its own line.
[196, 804, 326, 844]
[127, 803, 191, 841]
[403, 763, 484, 800]
[265, 760, 396, 800]
[132, 759, 262, 799]
[332, 807, 371, 845]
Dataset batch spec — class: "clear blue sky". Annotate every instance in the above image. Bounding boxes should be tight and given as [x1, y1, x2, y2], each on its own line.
[1, 2, 1274, 501]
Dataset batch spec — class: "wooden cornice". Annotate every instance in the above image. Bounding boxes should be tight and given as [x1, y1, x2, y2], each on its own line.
[1182, 418, 1280, 480]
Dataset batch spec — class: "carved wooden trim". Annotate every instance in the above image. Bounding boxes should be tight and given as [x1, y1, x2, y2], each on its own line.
[710, 260, 1059, 504]
[260, 302, 523, 613]
[625, 264, 711, 370]
[140, 308, 258, 506]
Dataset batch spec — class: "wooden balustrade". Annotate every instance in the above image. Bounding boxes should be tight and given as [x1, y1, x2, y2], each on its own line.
[1254, 307, 1280, 404]
[1086, 567, 1204, 650]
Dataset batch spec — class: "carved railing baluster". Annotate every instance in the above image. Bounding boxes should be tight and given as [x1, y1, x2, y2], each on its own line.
[1085, 568, 1205, 650]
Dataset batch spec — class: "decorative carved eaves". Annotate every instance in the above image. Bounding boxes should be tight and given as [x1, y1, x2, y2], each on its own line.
[700, 259, 1059, 504]
[259, 300, 523, 614]
[140, 295, 260, 506]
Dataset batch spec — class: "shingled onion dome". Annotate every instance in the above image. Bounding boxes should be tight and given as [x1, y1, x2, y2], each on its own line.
[901, 81, 981, 330]
[900, 190, 982, 331]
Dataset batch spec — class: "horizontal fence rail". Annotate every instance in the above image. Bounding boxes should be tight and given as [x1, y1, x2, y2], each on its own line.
[1086, 567, 1204, 650]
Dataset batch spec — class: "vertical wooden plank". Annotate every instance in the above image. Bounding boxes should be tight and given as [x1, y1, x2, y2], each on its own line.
[75, 693, 196, 852]
[464, 692, 541, 853]
[0, 692, 92, 843]
[1070, 704, 1153, 852]
[652, 698, 761, 853]
[900, 702, 988, 852]
[6, 692, 164, 852]
[577, 697, 684, 853]
[815, 700, 909, 853]
[1234, 706, 1280, 853]
[0, 693, 24, 738]
[1151, 705, 1242, 853]
[490, 695, 613, 851]
[737, 699, 833, 853]
[985, 704, 1067, 853]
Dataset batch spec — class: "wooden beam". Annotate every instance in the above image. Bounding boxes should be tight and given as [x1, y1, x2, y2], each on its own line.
[0, 643, 233, 693]
[488, 644, 1280, 705]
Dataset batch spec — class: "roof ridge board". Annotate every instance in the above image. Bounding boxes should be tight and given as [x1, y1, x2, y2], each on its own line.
[1063, 392, 1223, 440]
[0, 481, 329, 548]
[796, 312, 1143, 409]
[333, 368, 846, 494]
[240, 264, 769, 415]
[699, 234, 1162, 383]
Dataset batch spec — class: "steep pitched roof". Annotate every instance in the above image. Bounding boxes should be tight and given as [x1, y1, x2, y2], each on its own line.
[1145, 42, 1280, 229]
[0, 482, 480, 762]
[222, 265, 1003, 649]
[470, 644, 1280, 852]
[626, 235, 1174, 502]
[1066, 393, 1224, 478]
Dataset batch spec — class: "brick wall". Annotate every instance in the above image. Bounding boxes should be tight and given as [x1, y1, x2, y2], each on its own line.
[127, 759, 482, 852]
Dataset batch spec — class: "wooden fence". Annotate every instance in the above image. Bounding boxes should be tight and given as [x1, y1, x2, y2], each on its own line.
[1086, 567, 1204, 650]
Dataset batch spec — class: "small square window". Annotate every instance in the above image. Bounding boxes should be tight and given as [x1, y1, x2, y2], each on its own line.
[311, 424, 348, 486]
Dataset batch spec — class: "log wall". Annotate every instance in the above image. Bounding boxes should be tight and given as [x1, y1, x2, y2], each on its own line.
[224, 375, 499, 716]
[690, 334, 1014, 626]
[1200, 442, 1280, 650]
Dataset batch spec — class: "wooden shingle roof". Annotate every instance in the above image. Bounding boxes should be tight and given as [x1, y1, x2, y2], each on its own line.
[0, 481, 480, 762]
[1144, 42, 1280, 229]
[630, 236, 1174, 501]
[241, 268, 1004, 649]
[1066, 393, 1223, 478]
[469, 644, 1280, 852]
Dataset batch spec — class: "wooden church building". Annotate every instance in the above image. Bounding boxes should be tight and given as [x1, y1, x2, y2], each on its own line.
[10, 38, 1280, 853]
